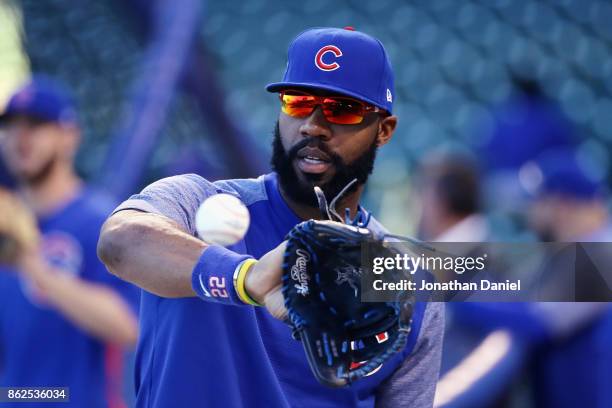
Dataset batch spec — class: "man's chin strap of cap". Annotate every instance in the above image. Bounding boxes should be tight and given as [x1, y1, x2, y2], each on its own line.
[313, 179, 371, 227]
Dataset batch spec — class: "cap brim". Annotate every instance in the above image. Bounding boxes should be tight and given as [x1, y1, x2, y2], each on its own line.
[0, 111, 55, 125]
[0, 107, 72, 126]
[266, 82, 389, 113]
[0, 111, 14, 125]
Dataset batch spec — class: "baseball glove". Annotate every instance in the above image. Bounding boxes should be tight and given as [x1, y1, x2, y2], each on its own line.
[0, 188, 39, 265]
[282, 219, 414, 387]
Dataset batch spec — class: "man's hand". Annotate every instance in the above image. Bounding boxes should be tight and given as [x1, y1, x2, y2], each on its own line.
[0, 188, 39, 265]
[244, 241, 288, 320]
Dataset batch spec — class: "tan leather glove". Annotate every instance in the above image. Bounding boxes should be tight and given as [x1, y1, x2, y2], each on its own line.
[0, 188, 40, 265]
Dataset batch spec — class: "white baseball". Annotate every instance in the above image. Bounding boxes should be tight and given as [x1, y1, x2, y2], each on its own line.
[195, 194, 250, 247]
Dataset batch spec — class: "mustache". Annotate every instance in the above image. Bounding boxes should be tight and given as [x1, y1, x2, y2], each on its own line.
[286, 137, 340, 164]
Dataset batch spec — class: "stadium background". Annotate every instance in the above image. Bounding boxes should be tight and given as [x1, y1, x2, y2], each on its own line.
[2, 0, 611, 235]
[1, 0, 611, 407]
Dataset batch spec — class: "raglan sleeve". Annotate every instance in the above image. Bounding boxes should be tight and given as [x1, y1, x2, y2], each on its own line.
[375, 302, 445, 408]
[112, 173, 218, 235]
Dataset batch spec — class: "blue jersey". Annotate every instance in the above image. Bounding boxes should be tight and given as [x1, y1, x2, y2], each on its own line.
[0, 187, 140, 408]
[534, 308, 612, 408]
[113, 172, 444, 408]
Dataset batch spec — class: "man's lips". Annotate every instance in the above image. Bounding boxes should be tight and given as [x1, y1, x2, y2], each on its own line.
[296, 147, 332, 174]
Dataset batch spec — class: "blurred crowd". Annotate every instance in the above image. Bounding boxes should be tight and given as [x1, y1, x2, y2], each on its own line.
[414, 76, 612, 407]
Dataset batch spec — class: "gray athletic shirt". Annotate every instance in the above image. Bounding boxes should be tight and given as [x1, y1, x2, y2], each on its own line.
[115, 172, 444, 407]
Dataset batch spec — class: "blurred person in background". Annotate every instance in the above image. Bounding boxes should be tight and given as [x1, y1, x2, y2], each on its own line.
[0, 76, 139, 408]
[414, 152, 527, 408]
[524, 147, 612, 408]
[527, 148, 611, 242]
[416, 150, 489, 243]
[475, 76, 579, 237]
[431, 147, 612, 408]
[480, 76, 577, 174]
[454, 75, 610, 407]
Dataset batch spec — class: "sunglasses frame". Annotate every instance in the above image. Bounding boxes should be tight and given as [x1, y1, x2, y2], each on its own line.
[279, 89, 387, 125]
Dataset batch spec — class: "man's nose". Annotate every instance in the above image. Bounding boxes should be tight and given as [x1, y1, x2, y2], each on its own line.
[298, 106, 332, 141]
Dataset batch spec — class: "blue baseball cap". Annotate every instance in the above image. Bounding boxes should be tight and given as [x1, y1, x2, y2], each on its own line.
[0, 75, 77, 125]
[266, 27, 395, 113]
[530, 148, 602, 200]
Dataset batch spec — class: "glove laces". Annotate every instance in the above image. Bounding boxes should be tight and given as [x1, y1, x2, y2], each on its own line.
[313, 179, 371, 227]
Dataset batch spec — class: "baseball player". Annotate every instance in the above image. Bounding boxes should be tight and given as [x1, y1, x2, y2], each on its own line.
[99, 27, 444, 407]
[0, 76, 140, 408]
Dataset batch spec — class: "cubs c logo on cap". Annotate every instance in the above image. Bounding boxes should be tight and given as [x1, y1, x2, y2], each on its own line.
[315, 45, 342, 71]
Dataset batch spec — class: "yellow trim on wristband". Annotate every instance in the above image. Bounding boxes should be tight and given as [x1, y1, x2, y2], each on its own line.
[234, 259, 262, 306]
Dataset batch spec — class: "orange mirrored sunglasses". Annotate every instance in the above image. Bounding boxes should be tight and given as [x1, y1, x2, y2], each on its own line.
[279, 89, 387, 125]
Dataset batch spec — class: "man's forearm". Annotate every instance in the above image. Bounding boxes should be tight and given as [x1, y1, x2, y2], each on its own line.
[98, 210, 205, 298]
[23, 255, 138, 346]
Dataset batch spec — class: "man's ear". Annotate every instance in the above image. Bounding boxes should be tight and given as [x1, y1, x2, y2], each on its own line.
[376, 115, 397, 147]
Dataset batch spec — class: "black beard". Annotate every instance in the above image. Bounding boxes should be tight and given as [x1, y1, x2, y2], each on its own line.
[270, 121, 378, 208]
[20, 154, 58, 187]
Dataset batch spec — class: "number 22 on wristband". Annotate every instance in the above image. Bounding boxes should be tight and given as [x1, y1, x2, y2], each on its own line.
[209, 277, 228, 298]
